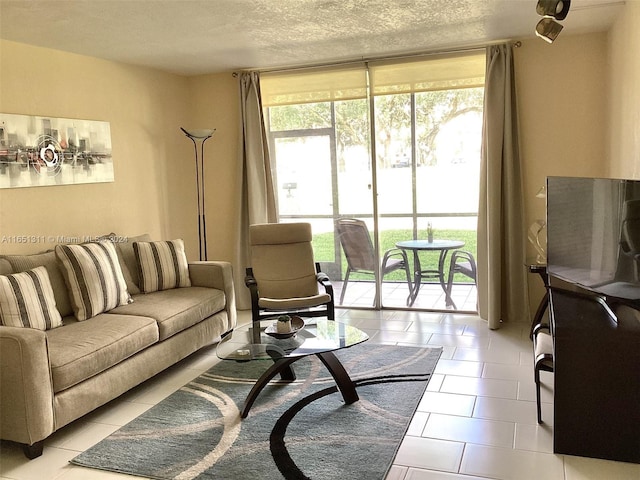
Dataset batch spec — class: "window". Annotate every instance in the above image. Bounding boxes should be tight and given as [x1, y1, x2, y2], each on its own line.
[261, 51, 485, 310]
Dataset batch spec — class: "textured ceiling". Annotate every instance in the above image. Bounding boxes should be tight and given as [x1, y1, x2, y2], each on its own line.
[0, 0, 625, 75]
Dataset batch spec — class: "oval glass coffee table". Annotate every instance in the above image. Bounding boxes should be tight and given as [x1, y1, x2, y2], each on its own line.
[216, 318, 369, 418]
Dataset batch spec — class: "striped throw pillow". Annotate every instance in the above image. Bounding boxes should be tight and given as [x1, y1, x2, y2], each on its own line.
[133, 239, 191, 293]
[0, 266, 63, 330]
[55, 241, 132, 321]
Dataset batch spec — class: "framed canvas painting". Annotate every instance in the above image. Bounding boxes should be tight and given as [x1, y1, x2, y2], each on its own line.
[0, 113, 113, 189]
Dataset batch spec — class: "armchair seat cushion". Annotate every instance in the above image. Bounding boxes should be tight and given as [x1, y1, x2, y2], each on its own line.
[110, 287, 225, 341]
[258, 293, 331, 310]
[47, 314, 159, 393]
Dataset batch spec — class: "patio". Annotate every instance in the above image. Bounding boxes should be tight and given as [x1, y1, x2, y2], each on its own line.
[334, 280, 478, 312]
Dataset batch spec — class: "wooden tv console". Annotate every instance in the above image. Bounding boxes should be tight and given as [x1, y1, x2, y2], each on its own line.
[549, 287, 640, 464]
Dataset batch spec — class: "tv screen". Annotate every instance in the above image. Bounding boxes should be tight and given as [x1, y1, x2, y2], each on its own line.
[547, 176, 640, 302]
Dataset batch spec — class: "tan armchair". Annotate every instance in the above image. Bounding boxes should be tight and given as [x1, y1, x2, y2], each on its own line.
[245, 223, 335, 327]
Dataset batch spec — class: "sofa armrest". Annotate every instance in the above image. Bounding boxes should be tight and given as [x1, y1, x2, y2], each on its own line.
[188, 261, 237, 330]
[0, 327, 55, 446]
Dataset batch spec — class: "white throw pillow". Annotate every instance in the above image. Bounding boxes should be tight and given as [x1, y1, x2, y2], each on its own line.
[0, 266, 63, 330]
[55, 241, 132, 321]
[133, 239, 191, 293]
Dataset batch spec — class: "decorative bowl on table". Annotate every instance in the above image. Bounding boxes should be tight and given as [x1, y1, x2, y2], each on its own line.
[265, 316, 305, 339]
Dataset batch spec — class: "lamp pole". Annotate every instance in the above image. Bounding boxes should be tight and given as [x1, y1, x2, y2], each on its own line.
[180, 127, 215, 261]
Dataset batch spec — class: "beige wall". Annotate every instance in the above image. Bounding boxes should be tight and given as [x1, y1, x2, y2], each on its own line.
[0, 40, 195, 255]
[186, 73, 241, 263]
[608, 1, 640, 178]
[514, 33, 608, 316]
[0, 40, 243, 263]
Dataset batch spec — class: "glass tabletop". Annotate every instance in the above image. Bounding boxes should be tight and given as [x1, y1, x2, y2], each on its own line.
[395, 239, 465, 250]
[216, 318, 369, 362]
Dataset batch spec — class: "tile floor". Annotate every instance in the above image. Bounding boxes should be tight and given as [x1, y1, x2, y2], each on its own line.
[336, 280, 478, 312]
[1, 309, 639, 480]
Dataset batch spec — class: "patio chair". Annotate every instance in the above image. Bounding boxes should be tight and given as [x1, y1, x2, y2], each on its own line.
[445, 250, 477, 309]
[245, 222, 335, 329]
[336, 218, 412, 305]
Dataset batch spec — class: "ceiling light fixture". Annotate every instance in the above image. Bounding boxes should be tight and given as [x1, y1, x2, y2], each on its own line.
[535, 0, 571, 43]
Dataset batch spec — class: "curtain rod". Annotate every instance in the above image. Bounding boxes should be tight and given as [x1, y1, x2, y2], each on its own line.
[233, 40, 521, 77]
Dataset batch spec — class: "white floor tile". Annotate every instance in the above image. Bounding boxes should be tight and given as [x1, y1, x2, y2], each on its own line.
[82, 400, 153, 427]
[563, 454, 640, 480]
[453, 346, 520, 365]
[514, 423, 554, 453]
[425, 374, 445, 392]
[404, 469, 488, 480]
[518, 372, 554, 404]
[57, 465, 145, 480]
[434, 359, 484, 377]
[460, 443, 565, 480]
[375, 330, 432, 345]
[394, 436, 465, 473]
[416, 392, 476, 417]
[406, 323, 466, 336]
[406, 412, 430, 436]
[423, 414, 515, 448]
[428, 334, 490, 349]
[0, 445, 78, 480]
[385, 465, 408, 480]
[441, 375, 518, 399]
[473, 396, 539, 425]
[49, 422, 120, 452]
[482, 362, 532, 381]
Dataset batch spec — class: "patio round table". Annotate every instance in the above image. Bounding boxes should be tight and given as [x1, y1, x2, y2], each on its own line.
[395, 239, 465, 307]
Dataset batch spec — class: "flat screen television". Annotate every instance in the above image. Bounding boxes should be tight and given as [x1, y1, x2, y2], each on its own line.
[546, 176, 640, 303]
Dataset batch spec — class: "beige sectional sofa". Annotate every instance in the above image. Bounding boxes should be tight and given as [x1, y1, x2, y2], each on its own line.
[0, 235, 236, 458]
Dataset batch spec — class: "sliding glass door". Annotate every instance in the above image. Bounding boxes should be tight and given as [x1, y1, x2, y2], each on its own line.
[262, 52, 484, 311]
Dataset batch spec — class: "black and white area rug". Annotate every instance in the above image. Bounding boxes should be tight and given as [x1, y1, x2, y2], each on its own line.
[72, 344, 442, 480]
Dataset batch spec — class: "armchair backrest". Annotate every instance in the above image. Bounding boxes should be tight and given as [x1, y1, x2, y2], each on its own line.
[249, 222, 319, 299]
[336, 218, 376, 272]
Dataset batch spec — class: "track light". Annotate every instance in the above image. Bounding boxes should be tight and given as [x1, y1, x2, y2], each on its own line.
[536, 18, 564, 43]
[536, 0, 571, 20]
[535, 0, 571, 43]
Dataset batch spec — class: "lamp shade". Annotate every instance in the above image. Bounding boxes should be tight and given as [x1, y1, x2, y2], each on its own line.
[181, 128, 215, 140]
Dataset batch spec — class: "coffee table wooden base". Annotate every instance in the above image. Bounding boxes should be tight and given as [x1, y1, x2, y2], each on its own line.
[240, 351, 358, 418]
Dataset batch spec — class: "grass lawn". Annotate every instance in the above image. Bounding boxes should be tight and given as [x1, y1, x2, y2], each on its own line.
[313, 228, 477, 283]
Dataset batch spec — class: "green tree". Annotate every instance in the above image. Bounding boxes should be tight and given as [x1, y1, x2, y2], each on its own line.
[415, 88, 484, 166]
[266, 86, 484, 170]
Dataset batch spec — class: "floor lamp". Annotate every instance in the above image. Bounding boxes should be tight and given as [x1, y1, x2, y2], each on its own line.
[181, 127, 215, 261]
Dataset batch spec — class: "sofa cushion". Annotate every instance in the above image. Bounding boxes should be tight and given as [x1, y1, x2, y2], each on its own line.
[55, 241, 132, 321]
[110, 287, 224, 341]
[133, 239, 191, 293]
[1, 250, 73, 317]
[113, 233, 152, 295]
[0, 266, 63, 330]
[0, 258, 12, 275]
[47, 314, 159, 392]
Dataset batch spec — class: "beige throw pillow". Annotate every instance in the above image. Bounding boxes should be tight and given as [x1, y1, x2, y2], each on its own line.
[133, 239, 191, 293]
[0, 266, 63, 330]
[55, 241, 132, 321]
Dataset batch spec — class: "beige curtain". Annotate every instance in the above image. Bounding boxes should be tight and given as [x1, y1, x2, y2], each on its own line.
[235, 71, 277, 309]
[477, 44, 529, 329]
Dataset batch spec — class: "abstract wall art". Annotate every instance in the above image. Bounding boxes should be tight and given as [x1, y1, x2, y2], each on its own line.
[0, 113, 113, 189]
